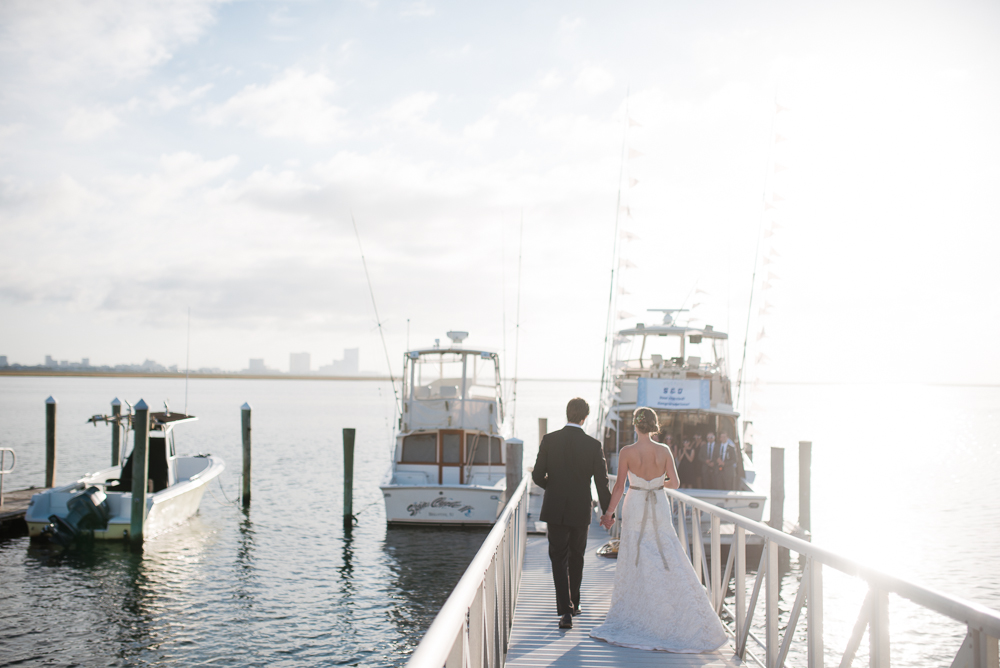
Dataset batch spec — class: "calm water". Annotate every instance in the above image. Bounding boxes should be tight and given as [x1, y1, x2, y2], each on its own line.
[1, 377, 998, 666]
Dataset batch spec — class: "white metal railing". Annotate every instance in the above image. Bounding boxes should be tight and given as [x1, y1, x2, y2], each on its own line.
[0, 447, 15, 509]
[406, 476, 529, 668]
[666, 488, 1000, 668]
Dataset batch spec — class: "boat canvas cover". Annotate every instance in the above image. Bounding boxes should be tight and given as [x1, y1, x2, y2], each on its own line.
[636, 378, 711, 410]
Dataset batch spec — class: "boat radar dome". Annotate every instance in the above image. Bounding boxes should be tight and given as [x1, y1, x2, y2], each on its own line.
[446, 331, 469, 345]
[647, 308, 689, 326]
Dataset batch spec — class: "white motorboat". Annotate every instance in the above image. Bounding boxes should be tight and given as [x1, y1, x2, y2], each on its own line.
[597, 310, 766, 524]
[381, 332, 512, 526]
[26, 408, 224, 544]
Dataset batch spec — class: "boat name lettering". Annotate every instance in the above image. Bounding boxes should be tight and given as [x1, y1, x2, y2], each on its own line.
[406, 498, 475, 516]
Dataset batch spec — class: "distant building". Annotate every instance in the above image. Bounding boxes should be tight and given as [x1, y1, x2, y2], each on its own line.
[0, 356, 7, 367]
[248, 358, 267, 374]
[45, 355, 56, 367]
[318, 348, 360, 376]
[290, 352, 311, 375]
[82, 358, 90, 367]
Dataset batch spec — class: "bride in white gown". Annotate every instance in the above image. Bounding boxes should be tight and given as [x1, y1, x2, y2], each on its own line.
[590, 407, 728, 653]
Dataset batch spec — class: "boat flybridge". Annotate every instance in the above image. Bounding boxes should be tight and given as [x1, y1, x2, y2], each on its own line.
[596, 309, 766, 523]
[381, 331, 511, 525]
[26, 406, 224, 545]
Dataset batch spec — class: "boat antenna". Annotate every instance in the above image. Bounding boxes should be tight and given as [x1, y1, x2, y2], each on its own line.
[511, 212, 524, 435]
[351, 213, 401, 417]
[735, 97, 779, 411]
[184, 306, 191, 415]
[501, 216, 509, 405]
[598, 88, 631, 409]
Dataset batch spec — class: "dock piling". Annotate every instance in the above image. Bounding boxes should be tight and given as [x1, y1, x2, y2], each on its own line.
[111, 398, 122, 466]
[241, 403, 252, 507]
[45, 396, 57, 488]
[770, 446, 785, 531]
[537, 418, 547, 446]
[129, 399, 150, 550]
[799, 440, 812, 532]
[343, 428, 355, 528]
[505, 438, 524, 501]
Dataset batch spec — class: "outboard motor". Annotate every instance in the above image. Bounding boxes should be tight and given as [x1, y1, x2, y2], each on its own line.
[44, 486, 111, 548]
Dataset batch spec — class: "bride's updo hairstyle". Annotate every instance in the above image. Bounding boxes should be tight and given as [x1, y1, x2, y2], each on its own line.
[633, 407, 659, 434]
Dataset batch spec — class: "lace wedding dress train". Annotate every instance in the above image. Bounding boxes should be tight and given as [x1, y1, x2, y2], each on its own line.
[590, 472, 728, 652]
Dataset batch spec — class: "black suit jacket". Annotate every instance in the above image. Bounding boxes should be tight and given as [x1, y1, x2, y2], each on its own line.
[531, 425, 613, 527]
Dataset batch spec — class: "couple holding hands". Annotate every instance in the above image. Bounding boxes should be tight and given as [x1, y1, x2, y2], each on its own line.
[531, 398, 727, 653]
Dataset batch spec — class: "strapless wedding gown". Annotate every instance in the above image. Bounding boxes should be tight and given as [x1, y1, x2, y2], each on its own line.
[589, 472, 728, 652]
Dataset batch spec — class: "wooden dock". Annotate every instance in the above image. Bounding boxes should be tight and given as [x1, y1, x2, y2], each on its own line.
[505, 530, 743, 667]
[0, 487, 44, 537]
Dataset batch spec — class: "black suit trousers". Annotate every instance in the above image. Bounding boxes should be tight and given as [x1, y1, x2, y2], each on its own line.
[546, 523, 589, 615]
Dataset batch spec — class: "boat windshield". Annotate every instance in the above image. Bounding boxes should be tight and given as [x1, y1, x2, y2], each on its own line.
[405, 351, 500, 402]
[615, 330, 730, 378]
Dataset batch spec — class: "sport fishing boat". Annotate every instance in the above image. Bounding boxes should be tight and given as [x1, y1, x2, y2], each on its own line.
[380, 331, 511, 525]
[597, 310, 766, 526]
[26, 404, 224, 544]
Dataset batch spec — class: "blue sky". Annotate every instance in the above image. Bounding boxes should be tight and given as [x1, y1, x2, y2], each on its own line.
[2, 0, 999, 388]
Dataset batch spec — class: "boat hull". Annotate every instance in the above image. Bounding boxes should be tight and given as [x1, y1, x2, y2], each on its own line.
[26, 456, 225, 541]
[381, 484, 505, 525]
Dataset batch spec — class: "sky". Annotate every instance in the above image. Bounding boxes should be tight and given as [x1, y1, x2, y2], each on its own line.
[1, 0, 999, 388]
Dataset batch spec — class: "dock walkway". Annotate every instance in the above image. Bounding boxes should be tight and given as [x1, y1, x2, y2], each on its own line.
[0, 487, 44, 537]
[505, 531, 742, 667]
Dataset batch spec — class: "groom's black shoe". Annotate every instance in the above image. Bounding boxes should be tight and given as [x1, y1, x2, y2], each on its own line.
[558, 614, 573, 629]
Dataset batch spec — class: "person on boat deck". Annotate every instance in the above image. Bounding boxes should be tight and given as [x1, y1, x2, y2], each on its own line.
[700, 432, 721, 489]
[676, 437, 699, 488]
[718, 431, 739, 490]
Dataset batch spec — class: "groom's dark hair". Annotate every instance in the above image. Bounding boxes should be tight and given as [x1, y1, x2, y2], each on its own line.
[566, 397, 589, 424]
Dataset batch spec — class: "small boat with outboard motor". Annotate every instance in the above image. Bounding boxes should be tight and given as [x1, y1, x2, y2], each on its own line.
[380, 331, 516, 525]
[25, 399, 224, 546]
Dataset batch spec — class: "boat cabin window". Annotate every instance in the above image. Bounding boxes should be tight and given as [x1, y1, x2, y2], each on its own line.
[441, 433, 462, 463]
[466, 435, 502, 464]
[402, 433, 437, 463]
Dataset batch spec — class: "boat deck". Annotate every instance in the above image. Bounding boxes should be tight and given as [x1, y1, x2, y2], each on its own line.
[0, 487, 45, 536]
[505, 531, 743, 667]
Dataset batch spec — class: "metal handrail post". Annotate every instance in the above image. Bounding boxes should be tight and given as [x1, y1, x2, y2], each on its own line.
[766, 538, 779, 668]
[808, 556, 825, 668]
[0, 448, 15, 508]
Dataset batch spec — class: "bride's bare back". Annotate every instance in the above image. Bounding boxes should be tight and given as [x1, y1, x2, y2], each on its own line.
[620, 438, 677, 482]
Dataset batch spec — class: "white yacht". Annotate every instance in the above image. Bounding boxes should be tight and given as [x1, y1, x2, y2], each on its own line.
[380, 332, 511, 525]
[26, 408, 224, 544]
[597, 310, 766, 523]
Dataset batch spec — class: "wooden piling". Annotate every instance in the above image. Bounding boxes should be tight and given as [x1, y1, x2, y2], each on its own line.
[241, 403, 252, 507]
[799, 440, 812, 532]
[769, 446, 784, 531]
[45, 396, 57, 488]
[506, 438, 524, 500]
[129, 399, 150, 550]
[111, 398, 122, 466]
[343, 428, 355, 528]
[537, 418, 547, 446]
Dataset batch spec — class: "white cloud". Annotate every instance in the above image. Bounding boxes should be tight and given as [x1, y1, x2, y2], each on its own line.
[383, 91, 438, 124]
[202, 69, 347, 142]
[497, 91, 538, 116]
[575, 65, 615, 95]
[64, 107, 120, 140]
[400, 1, 434, 17]
[463, 116, 498, 141]
[0, 0, 222, 84]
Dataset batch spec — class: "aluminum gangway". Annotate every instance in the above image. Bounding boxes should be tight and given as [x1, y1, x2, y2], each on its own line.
[406, 478, 1000, 668]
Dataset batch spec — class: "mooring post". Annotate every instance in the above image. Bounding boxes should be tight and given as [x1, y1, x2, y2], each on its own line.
[799, 440, 812, 532]
[45, 396, 57, 488]
[538, 418, 547, 446]
[241, 403, 252, 507]
[505, 438, 524, 500]
[111, 397, 122, 467]
[343, 428, 355, 528]
[770, 446, 785, 531]
[129, 399, 150, 550]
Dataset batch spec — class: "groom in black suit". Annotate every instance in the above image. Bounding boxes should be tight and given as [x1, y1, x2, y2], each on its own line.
[531, 397, 613, 630]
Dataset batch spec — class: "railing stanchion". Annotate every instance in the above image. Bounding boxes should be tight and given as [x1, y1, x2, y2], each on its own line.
[766, 538, 779, 668]
[736, 525, 747, 658]
[691, 508, 703, 584]
[808, 556, 825, 668]
[711, 514, 722, 610]
[870, 588, 890, 668]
